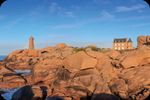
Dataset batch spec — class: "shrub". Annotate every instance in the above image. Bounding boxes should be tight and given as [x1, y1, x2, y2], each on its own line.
[73, 47, 86, 52]
[73, 46, 111, 53]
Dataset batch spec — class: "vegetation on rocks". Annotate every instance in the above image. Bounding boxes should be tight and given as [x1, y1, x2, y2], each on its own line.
[73, 45, 110, 53]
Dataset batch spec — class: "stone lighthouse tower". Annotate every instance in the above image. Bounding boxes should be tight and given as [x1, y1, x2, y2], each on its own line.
[29, 36, 34, 49]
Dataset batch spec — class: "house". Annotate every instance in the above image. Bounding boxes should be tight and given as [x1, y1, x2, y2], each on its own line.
[113, 38, 133, 50]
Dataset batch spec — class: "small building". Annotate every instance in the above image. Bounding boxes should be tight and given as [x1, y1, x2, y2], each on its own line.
[113, 38, 133, 50]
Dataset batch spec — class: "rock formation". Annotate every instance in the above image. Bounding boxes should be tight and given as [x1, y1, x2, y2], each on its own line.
[137, 36, 150, 48]
[0, 43, 150, 100]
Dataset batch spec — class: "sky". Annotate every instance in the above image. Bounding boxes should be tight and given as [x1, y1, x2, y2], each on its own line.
[0, 0, 150, 55]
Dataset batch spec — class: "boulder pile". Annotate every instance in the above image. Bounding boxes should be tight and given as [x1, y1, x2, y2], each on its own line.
[0, 44, 150, 100]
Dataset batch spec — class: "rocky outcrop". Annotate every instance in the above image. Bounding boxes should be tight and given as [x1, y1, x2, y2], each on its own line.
[64, 51, 97, 70]
[109, 65, 150, 100]
[0, 44, 150, 100]
[121, 47, 150, 68]
[137, 36, 150, 48]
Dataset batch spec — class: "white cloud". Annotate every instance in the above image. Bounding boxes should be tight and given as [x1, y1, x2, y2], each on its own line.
[64, 11, 75, 18]
[114, 15, 150, 22]
[51, 10, 114, 29]
[48, 2, 75, 18]
[130, 22, 150, 28]
[93, 0, 110, 4]
[2, 18, 23, 30]
[49, 2, 62, 13]
[52, 23, 82, 29]
[99, 10, 114, 19]
[116, 4, 146, 12]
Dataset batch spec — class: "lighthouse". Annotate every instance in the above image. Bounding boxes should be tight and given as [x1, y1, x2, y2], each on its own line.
[29, 36, 34, 49]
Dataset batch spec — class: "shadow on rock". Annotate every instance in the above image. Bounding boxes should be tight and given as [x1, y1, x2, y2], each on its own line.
[0, 95, 5, 100]
[145, 95, 150, 100]
[11, 85, 34, 100]
[45, 96, 63, 100]
[80, 93, 120, 100]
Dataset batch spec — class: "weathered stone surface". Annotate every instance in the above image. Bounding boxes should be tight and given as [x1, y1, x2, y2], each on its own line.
[0, 75, 26, 89]
[139, 57, 150, 66]
[109, 78, 128, 99]
[32, 86, 43, 99]
[120, 65, 150, 93]
[106, 50, 121, 60]
[27, 50, 39, 57]
[6, 50, 23, 60]
[1, 44, 150, 100]
[0, 66, 14, 76]
[33, 58, 63, 75]
[95, 56, 118, 83]
[137, 36, 150, 48]
[56, 43, 68, 49]
[3, 49, 40, 70]
[39, 44, 74, 60]
[64, 51, 97, 70]
[86, 51, 107, 59]
[121, 47, 150, 68]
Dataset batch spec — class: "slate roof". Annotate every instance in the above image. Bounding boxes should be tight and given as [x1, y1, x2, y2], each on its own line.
[114, 38, 127, 43]
[128, 38, 132, 42]
[113, 38, 132, 43]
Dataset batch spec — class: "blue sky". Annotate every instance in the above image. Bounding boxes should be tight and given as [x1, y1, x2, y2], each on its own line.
[0, 0, 150, 55]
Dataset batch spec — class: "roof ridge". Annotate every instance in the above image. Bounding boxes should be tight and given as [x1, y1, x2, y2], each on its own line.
[113, 38, 131, 43]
